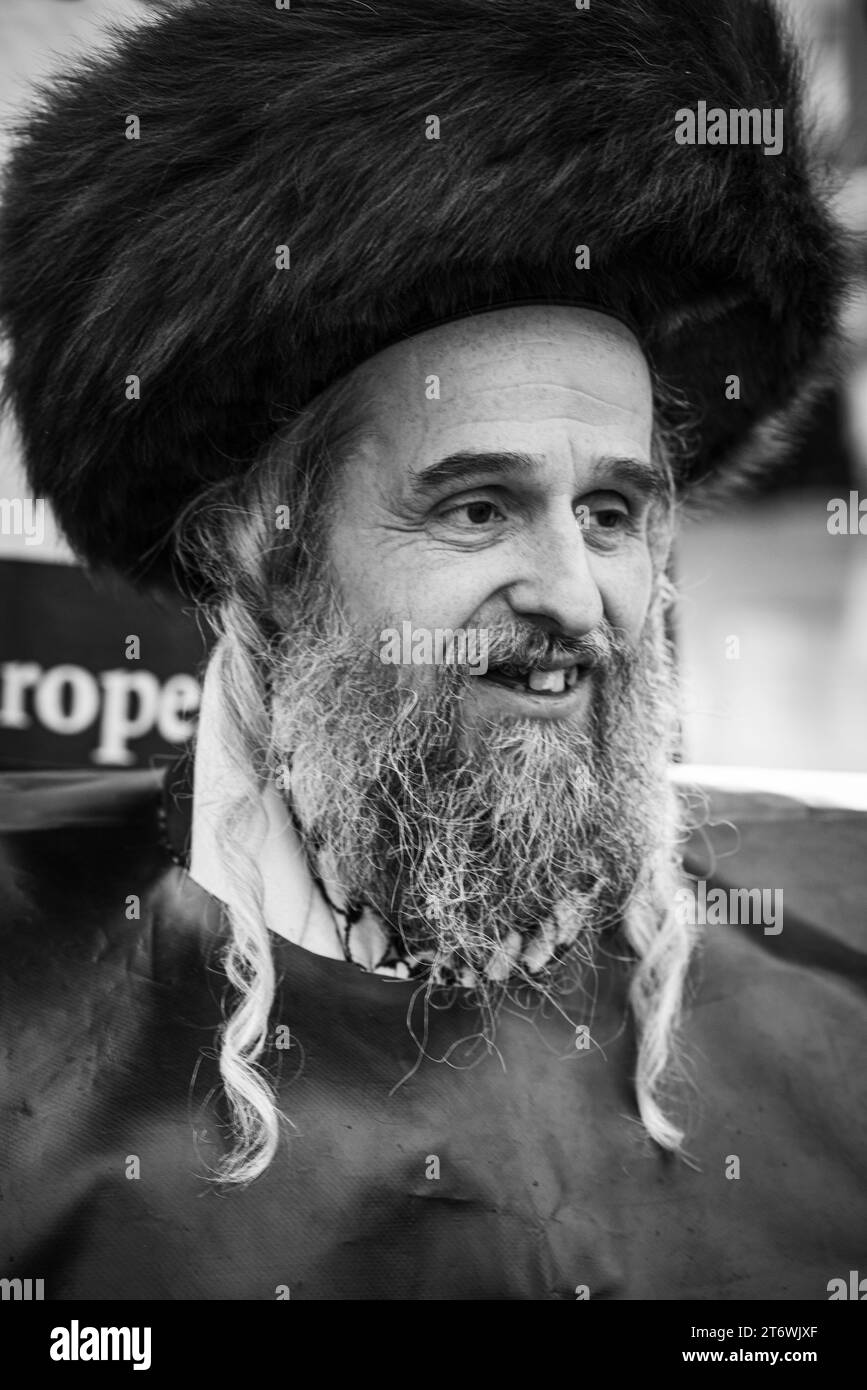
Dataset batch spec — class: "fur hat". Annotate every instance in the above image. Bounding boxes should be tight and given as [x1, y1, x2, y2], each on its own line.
[0, 0, 847, 592]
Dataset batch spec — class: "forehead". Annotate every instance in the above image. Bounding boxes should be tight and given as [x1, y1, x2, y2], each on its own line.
[350, 304, 654, 470]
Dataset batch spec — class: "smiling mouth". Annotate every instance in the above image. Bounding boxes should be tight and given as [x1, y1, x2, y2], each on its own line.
[477, 663, 589, 696]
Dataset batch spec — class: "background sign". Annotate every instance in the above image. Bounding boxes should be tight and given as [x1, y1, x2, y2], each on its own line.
[0, 558, 207, 770]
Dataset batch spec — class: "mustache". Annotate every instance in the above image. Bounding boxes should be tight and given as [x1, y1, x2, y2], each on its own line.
[477, 620, 620, 673]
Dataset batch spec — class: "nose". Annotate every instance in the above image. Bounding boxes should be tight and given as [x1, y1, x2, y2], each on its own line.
[502, 510, 603, 637]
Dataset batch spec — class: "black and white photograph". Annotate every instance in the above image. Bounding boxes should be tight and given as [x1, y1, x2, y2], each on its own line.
[0, 0, 866, 1342]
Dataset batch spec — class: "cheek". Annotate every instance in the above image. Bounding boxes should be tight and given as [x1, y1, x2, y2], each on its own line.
[328, 514, 500, 631]
[595, 548, 654, 643]
[379, 564, 499, 634]
[328, 537, 388, 623]
[325, 511, 397, 626]
[329, 539, 458, 628]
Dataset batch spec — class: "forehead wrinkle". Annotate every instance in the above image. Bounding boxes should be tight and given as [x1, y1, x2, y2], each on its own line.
[454, 380, 650, 410]
[426, 383, 651, 437]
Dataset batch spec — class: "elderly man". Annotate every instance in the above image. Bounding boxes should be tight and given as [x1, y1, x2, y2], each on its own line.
[0, 0, 865, 1303]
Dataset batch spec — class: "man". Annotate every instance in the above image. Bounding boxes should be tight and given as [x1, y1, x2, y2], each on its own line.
[0, 0, 865, 1300]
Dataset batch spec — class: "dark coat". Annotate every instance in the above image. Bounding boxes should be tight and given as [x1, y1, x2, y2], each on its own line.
[0, 764, 865, 1300]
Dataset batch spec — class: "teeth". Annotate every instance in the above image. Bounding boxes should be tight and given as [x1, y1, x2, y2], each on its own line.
[528, 667, 566, 693]
[565, 665, 579, 689]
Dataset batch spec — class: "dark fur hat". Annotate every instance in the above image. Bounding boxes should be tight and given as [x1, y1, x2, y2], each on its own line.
[0, 0, 847, 592]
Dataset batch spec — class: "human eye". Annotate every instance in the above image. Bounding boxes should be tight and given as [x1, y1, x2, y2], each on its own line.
[575, 492, 638, 539]
[437, 494, 507, 529]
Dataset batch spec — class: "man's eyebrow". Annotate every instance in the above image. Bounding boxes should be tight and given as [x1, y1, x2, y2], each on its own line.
[408, 449, 670, 504]
[593, 455, 671, 505]
[408, 450, 541, 496]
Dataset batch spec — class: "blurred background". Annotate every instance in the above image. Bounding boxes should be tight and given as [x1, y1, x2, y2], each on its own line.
[0, 0, 866, 793]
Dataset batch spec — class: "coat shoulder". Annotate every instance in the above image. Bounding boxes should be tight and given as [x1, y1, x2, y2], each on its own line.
[0, 765, 210, 997]
[0, 766, 165, 830]
[681, 783, 867, 961]
[0, 767, 169, 937]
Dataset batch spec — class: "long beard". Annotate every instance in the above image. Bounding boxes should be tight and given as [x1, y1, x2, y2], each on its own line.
[267, 585, 679, 995]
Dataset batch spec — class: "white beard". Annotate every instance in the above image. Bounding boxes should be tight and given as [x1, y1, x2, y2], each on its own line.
[265, 579, 680, 1001]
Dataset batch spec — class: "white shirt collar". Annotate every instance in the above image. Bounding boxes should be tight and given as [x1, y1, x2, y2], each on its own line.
[188, 642, 348, 961]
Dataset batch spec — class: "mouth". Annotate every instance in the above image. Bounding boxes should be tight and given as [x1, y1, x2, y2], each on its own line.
[477, 661, 589, 696]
